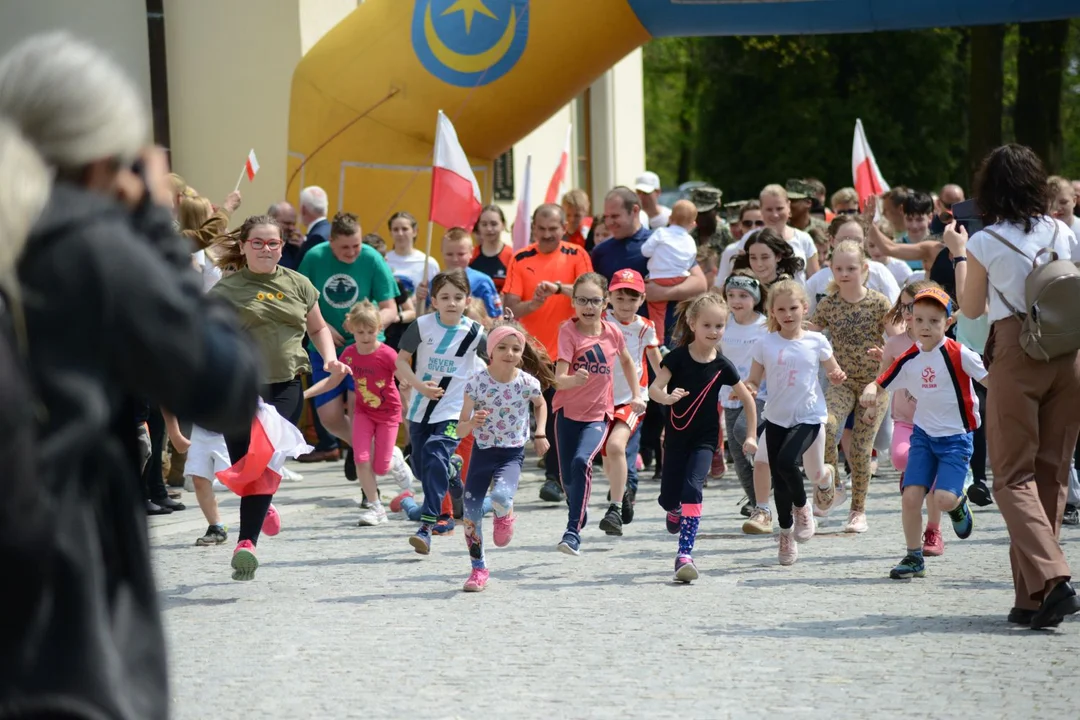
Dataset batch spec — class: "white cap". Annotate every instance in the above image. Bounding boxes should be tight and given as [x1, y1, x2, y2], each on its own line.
[634, 171, 661, 194]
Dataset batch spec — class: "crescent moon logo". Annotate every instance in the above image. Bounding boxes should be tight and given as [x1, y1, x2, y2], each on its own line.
[424, 4, 517, 75]
[413, 0, 530, 88]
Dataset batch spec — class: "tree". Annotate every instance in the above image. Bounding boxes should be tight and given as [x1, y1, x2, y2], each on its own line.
[968, 26, 1006, 185]
[1014, 21, 1071, 173]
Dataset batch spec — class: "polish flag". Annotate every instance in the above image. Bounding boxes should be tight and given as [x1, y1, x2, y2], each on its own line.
[512, 154, 532, 251]
[216, 400, 312, 497]
[430, 110, 483, 230]
[852, 119, 889, 209]
[544, 124, 572, 204]
[245, 149, 260, 182]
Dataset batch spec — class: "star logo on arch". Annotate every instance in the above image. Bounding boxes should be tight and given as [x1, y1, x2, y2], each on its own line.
[442, 0, 498, 34]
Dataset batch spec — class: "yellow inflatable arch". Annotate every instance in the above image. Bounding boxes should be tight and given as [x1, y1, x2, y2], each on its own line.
[287, 0, 1078, 242]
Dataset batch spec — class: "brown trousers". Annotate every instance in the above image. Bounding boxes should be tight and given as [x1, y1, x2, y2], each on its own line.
[987, 317, 1080, 609]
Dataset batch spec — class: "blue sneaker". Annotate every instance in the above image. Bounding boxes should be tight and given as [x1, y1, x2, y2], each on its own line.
[889, 553, 926, 579]
[557, 530, 581, 556]
[448, 454, 464, 499]
[947, 494, 974, 540]
[665, 508, 682, 535]
[431, 514, 455, 536]
[408, 526, 431, 555]
[674, 555, 699, 583]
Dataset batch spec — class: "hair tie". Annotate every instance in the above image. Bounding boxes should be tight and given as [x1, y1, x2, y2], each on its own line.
[487, 325, 525, 355]
[724, 275, 761, 303]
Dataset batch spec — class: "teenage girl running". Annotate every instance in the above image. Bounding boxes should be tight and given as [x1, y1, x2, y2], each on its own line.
[651, 293, 758, 582]
[455, 321, 554, 591]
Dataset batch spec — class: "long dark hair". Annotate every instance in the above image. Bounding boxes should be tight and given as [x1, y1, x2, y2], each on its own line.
[733, 228, 805, 280]
[974, 144, 1049, 233]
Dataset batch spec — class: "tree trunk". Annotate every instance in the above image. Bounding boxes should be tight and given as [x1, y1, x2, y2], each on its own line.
[967, 25, 1005, 186]
[677, 41, 703, 183]
[1015, 21, 1070, 173]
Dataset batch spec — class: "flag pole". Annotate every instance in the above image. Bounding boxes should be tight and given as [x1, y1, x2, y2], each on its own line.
[423, 220, 435, 288]
[234, 166, 246, 193]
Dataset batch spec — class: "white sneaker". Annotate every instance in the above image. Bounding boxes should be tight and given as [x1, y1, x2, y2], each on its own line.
[792, 504, 816, 543]
[357, 503, 388, 527]
[281, 466, 304, 482]
[389, 447, 415, 491]
[843, 510, 868, 534]
[778, 529, 798, 565]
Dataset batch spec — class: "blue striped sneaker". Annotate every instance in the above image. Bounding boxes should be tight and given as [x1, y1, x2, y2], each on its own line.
[947, 494, 974, 540]
[889, 553, 926, 580]
[557, 530, 581, 556]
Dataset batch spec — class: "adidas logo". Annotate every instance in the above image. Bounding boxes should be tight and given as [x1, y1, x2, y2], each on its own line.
[571, 344, 611, 375]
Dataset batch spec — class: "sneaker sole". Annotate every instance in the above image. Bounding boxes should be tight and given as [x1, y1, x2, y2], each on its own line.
[231, 549, 258, 581]
[462, 582, 486, 593]
[195, 536, 227, 546]
[599, 518, 623, 536]
[889, 569, 926, 579]
[408, 536, 431, 555]
[923, 547, 944, 557]
[557, 542, 580, 556]
[778, 556, 797, 566]
[674, 563, 699, 583]
[742, 520, 773, 535]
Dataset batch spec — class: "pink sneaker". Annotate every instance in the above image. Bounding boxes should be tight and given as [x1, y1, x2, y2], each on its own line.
[390, 489, 414, 513]
[792, 503, 816, 543]
[778, 529, 798, 566]
[462, 567, 489, 592]
[922, 526, 945, 556]
[261, 504, 281, 537]
[231, 540, 258, 581]
[493, 512, 515, 547]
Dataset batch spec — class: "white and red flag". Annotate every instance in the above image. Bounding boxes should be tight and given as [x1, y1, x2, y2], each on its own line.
[216, 400, 312, 497]
[544, 124, 572, 204]
[430, 110, 483, 230]
[852, 119, 889, 209]
[512, 154, 532, 252]
[245, 149, 260, 181]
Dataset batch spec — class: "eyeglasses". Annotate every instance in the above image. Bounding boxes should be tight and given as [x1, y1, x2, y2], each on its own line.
[247, 239, 283, 250]
[741, 219, 766, 229]
[901, 302, 914, 314]
[837, 208, 860, 216]
[573, 296, 605, 308]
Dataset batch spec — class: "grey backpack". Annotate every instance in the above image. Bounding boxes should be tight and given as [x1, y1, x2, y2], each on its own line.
[985, 223, 1080, 361]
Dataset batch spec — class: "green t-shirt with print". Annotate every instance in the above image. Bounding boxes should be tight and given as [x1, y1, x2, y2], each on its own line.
[298, 242, 397, 343]
[210, 266, 319, 383]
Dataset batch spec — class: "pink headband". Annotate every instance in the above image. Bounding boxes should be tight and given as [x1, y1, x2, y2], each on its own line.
[487, 326, 525, 354]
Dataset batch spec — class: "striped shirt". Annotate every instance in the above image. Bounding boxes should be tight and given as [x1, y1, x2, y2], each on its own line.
[399, 313, 487, 425]
[876, 337, 987, 437]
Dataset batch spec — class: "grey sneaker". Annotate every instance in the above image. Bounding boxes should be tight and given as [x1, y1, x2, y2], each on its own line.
[195, 524, 228, 546]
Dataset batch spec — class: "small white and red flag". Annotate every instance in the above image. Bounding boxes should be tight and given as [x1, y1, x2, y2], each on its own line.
[216, 400, 312, 497]
[430, 110, 483, 230]
[544, 124, 572, 204]
[512, 154, 532, 251]
[245, 149, 260, 181]
[852, 119, 889, 210]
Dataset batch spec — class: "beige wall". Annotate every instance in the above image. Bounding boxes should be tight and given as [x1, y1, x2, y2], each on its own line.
[0, 0, 151, 112]
[589, 48, 646, 203]
[164, 0, 357, 221]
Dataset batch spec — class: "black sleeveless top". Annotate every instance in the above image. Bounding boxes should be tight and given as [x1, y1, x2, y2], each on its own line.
[927, 245, 957, 337]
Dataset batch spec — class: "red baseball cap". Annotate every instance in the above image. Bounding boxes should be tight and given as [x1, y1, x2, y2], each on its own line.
[609, 268, 645, 294]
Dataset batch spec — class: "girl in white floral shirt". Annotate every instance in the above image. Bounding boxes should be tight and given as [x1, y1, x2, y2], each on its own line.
[455, 321, 554, 592]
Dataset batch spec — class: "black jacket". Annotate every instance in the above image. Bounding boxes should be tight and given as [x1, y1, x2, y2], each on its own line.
[0, 184, 261, 720]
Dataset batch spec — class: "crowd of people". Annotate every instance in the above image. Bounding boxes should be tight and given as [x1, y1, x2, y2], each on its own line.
[1, 30, 1078, 720]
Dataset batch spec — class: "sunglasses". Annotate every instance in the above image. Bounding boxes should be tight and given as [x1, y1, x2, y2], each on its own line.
[247, 239, 283, 250]
[741, 219, 766, 229]
[837, 208, 860, 216]
[573, 296, 605, 308]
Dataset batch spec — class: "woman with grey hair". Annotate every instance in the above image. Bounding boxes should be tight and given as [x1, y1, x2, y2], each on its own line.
[0, 32, 261, 720]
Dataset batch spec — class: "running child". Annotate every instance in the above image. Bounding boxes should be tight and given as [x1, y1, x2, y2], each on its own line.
[641, 199, 698, 340]
[720, 271, 769, 518]
[395, 269, 487, 555]
[552, 272, 646, 556]
[651, 293, 758, 582]
[600, 269, 662, 536]
[304, 300, 402, 527]
[860, 286, 983, 580]
[455, 321, 554, 591]
[809, 239, 893, 533]
[746, 280, 847, 566]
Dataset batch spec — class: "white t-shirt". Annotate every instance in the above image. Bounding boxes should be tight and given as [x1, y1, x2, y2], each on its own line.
[966, 216, 1078, 323]
[719, 314, 768, 408]
[192, 250, 223, 293]
[386, 248, 440, 296]
[751, 331, 833, 427]
[805, 261, 900, 316]
[648, 205, 672, 230]
[604, 310, 659, 406]
[716, 227, 817, 287]
[880, 256, 914, 287]
[877, 337, 988, 437]
[641, 225, 696, 280]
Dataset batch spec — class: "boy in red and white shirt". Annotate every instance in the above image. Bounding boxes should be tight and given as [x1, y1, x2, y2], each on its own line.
[861, 286, 987, 580]
[600, 269, 662, 536]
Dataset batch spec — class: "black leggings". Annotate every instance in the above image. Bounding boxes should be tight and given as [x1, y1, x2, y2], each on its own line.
[765, 421, 819, 530]
[225, 377, 303, 545]
[970, 382, 988, 481]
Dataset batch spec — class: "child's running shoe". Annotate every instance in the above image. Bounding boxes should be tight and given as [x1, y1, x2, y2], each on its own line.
[599, 504, 623, 536]
[557, 530, 581, 556]
[622, 489, 635, 524]
[889, 553, 926, 579]
[431, 514, 455, 536]
[947, 494, 974, 539]
[389, 446, 414, 491]
[922, 526, 945, 556]
[665, 508, 682, 534]
[493, 512, 515, 547]
[409, 526, 432, 555]
[742, 506, 773, 535]
[462, 568, 489, 592]
[357, 502, 388, 526]
[792, 503, 816, 543]
[261, 504, 281, 537]
[812, 466, 836, 517]
[843, 510, 868, 534]
[195, 524, 228, 546]
[777, 529, 797, 566]
[390, 489, 414, 513]
[674, 555, 698, 583]
[231, 540, 258, 581]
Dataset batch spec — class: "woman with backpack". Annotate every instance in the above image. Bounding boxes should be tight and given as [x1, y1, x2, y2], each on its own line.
[947, 144, 1080, 630]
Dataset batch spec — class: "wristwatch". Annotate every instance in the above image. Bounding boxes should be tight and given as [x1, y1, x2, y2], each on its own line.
[952, 256, 967, 266]
[555, 281, 563, 295]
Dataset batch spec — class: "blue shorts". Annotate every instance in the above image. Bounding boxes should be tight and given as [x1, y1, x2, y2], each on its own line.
[844, 412, 855, 430]
[308, 347, 354, 409]
[901, 426, 973, 497]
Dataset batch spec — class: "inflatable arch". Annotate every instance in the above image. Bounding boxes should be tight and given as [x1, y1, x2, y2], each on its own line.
[287, 0, 1078, 240]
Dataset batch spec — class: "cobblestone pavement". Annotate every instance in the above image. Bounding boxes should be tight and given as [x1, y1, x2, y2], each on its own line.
[151, 456, 1078, 720]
